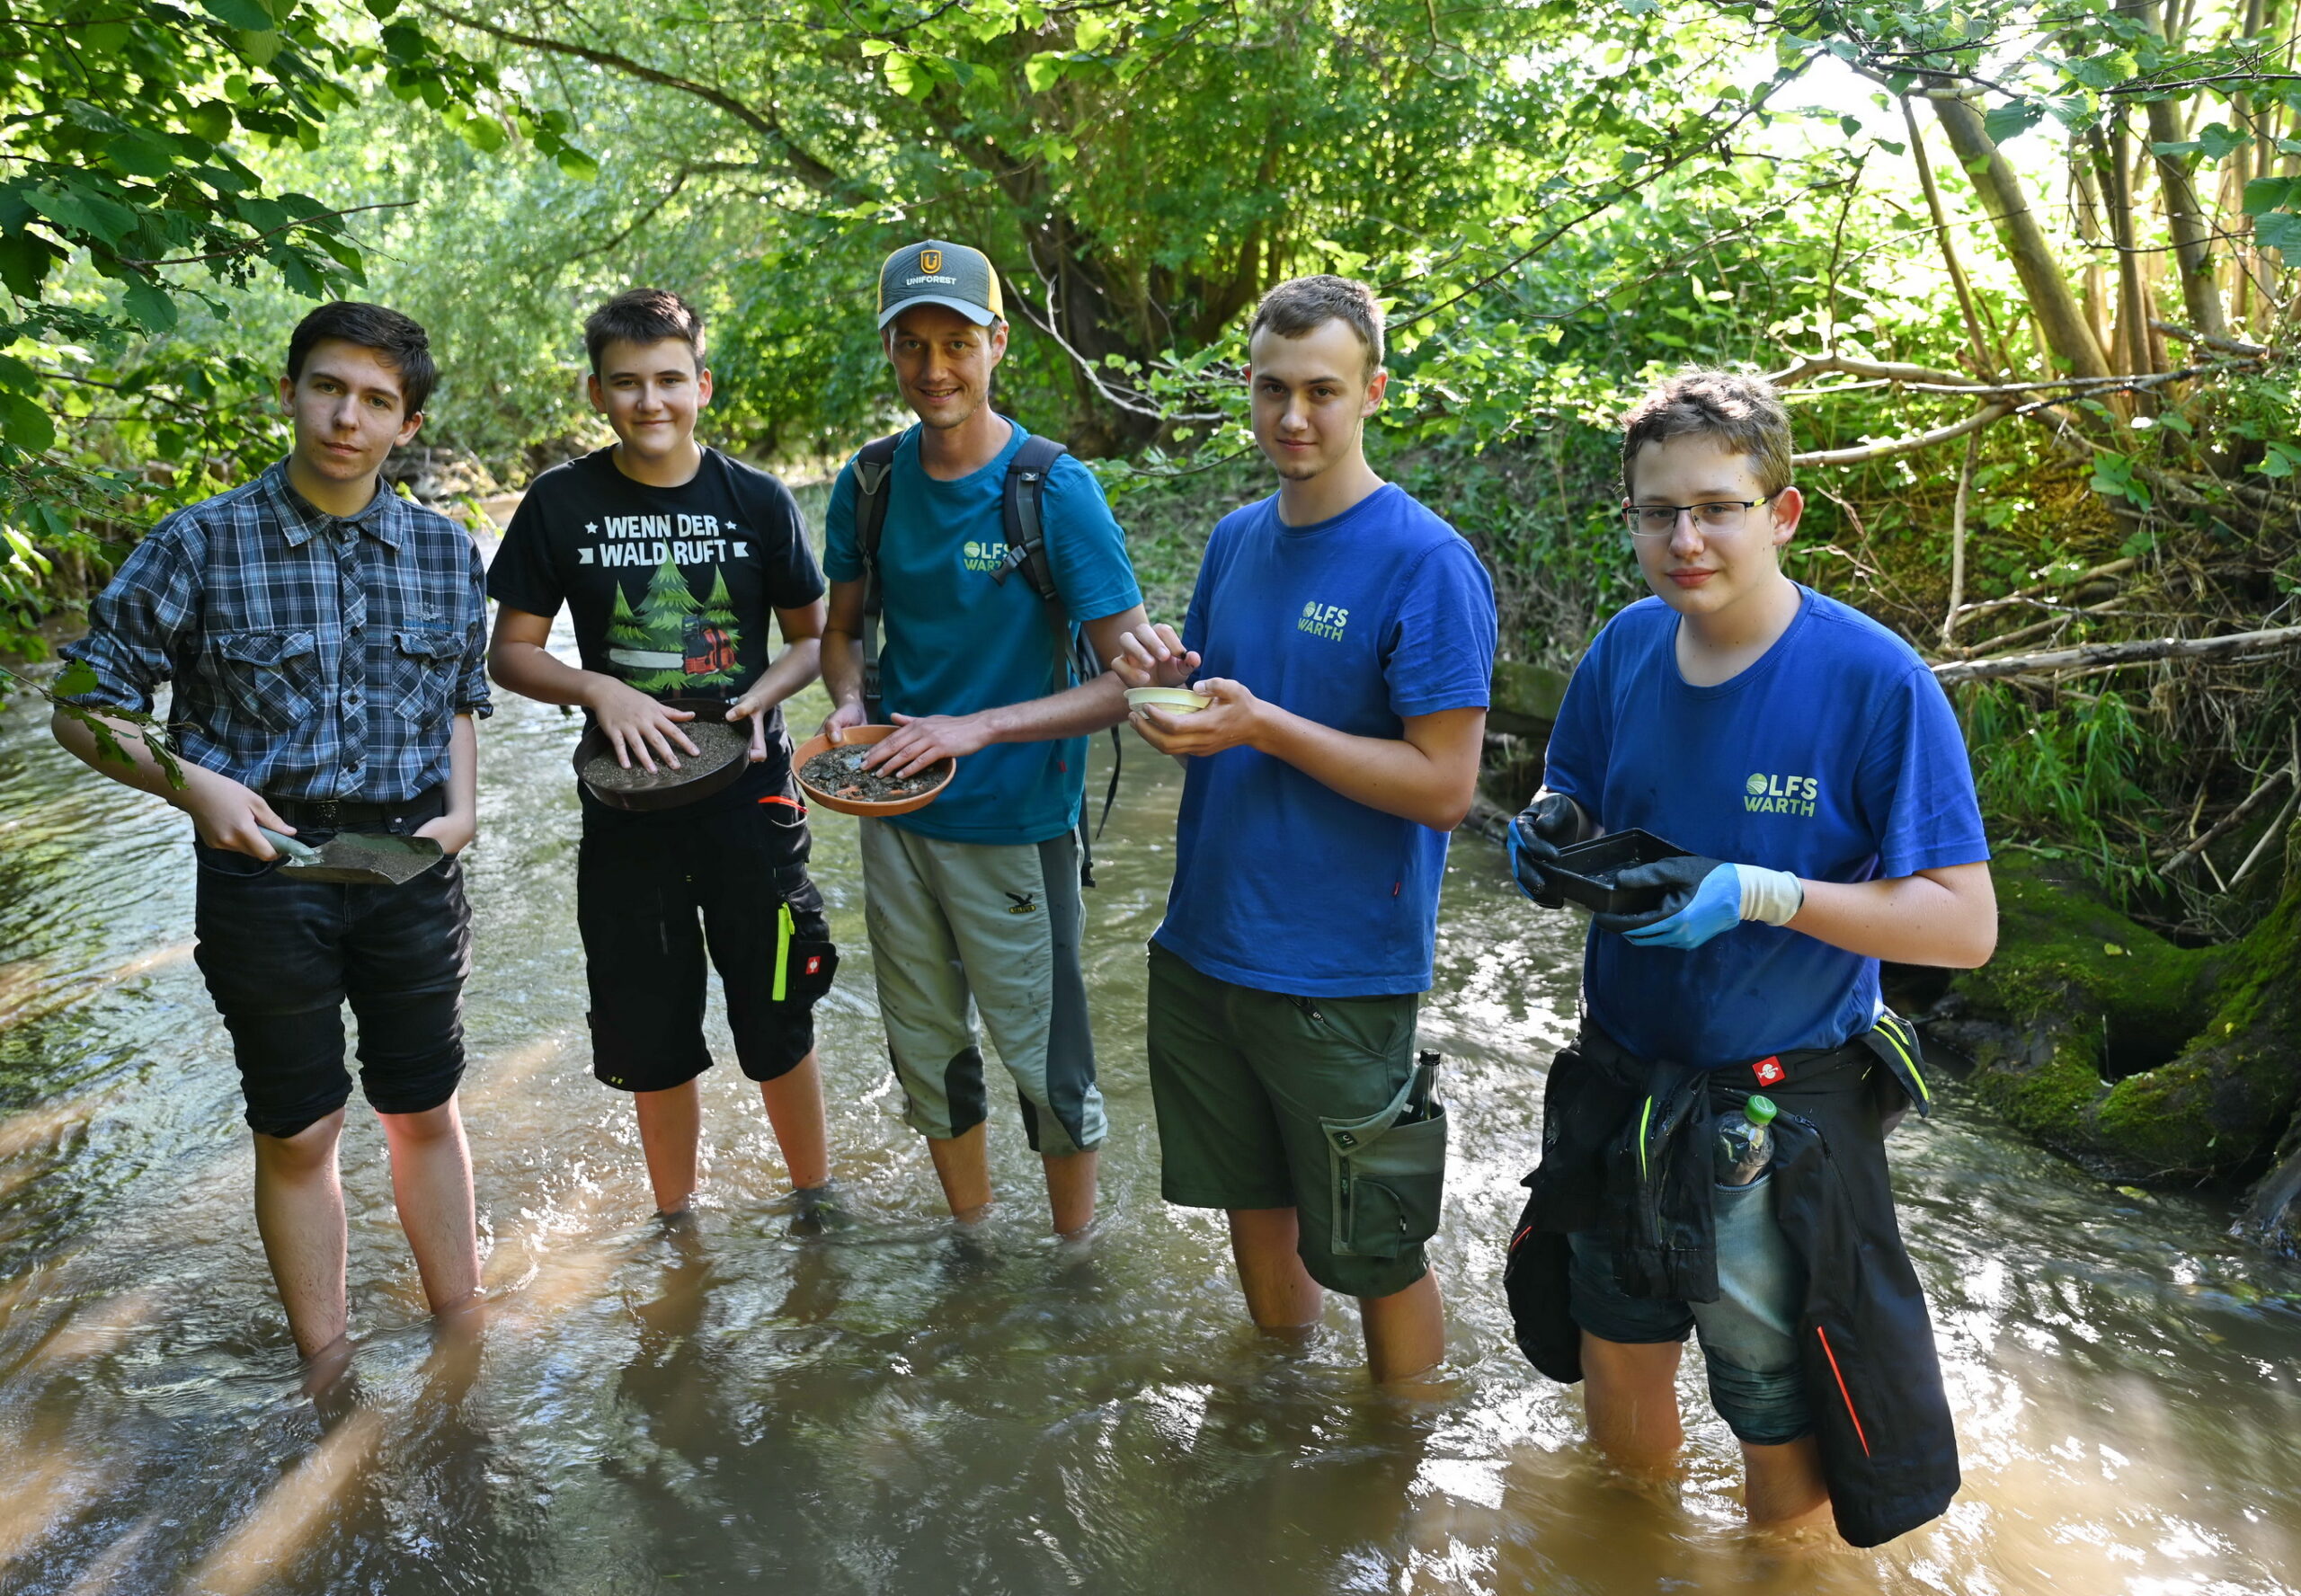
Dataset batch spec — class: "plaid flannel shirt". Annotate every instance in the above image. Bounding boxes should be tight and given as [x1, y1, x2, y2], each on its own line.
[63, 458, 491, 803]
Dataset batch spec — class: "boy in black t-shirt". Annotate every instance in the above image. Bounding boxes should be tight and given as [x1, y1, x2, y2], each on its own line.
[487, 288, 836, 1216]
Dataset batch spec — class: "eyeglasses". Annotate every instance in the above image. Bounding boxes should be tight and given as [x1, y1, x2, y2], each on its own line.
[1618, 499, 1772, 541]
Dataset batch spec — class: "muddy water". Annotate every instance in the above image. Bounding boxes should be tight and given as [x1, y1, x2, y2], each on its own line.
[4, 645, 2301, 1595]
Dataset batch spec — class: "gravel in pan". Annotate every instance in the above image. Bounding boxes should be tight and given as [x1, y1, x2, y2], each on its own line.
[800, 743, 953, 802]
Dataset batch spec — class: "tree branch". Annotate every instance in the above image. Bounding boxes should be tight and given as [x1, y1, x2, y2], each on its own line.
[119, 200, 413, 268]
[1767, 351, 1967, 387]
[1941, 429, 1978, 646]
[1791, 403, 2012, 467]
[1390, 63, 1812, 333]
[2152, 320, 2273, 356]
[415, 3, 840, 191]
[1004, 255, 1228, 425]
[2158, 762, 2293, 870]
[1770, 350, 2265, 401]
[1949, 556, 2137, 623]
[1934, 624, 2301, 686]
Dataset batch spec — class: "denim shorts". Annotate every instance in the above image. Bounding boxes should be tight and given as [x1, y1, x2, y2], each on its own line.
[1567, 1171, 1813, 1446]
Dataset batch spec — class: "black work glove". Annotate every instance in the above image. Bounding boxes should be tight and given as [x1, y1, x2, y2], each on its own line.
[1507, 792, 1587, 909]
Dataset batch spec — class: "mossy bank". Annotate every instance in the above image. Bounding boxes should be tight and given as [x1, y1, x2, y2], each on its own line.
[1925, 837, 2301, 1250]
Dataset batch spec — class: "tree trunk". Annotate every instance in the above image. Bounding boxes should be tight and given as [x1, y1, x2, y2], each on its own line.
[2070, 145, 2118, 354]
[1904, 95, 1997, 376]
[2146, 100, 2230, 341]
[2099, 115, 2157, 401]
[1930, 93, 2114, 380]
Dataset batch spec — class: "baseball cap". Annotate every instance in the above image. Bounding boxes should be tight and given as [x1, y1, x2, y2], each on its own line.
[876, 240, 1004, 330]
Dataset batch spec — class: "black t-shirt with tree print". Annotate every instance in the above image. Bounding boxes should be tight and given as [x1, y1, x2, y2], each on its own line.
[489, 446, 825, 807]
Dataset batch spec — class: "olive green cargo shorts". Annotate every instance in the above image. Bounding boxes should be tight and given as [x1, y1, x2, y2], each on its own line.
[1145, 942, 1444, 1301]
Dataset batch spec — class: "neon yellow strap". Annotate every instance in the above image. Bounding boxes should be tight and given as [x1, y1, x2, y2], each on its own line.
[773, 901, 794, 1003]
[1876, 1017, 1930, 1104]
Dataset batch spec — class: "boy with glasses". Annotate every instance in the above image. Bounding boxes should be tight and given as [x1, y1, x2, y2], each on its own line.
[1503, 370, 1992, 1542]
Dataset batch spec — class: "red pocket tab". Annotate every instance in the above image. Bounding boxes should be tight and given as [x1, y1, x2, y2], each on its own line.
[1753, 1056, 1786, 1087]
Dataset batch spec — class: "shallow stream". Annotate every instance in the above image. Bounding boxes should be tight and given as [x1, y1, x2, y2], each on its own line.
[3, 633, 2300, 1593]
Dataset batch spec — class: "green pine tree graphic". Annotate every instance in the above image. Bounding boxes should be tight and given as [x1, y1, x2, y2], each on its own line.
[607, 582, 649, 653]
[689, 566, 740, 687]
[630, 555, 702, 693]
[701, 569, 737, 633]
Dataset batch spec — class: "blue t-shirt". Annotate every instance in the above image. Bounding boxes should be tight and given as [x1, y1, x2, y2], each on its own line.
[823, 421, 1142, 845]
[1541, 586, 1990, 1067]
[1152, 484, 1497, 997]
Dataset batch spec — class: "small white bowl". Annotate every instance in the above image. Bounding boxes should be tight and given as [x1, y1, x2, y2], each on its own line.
[1125, 686, 1212, 714]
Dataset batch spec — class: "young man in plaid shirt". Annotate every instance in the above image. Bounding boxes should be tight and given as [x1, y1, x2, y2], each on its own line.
[52, 303, 489, 1369]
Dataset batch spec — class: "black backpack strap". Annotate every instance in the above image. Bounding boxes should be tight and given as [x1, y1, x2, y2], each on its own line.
[995, 434, 1069, 607]
[852, 432, 902, 723]
[994, 434, 1120, 878]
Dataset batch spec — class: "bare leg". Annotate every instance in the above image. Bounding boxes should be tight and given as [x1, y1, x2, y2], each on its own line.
[633, 1078, 703, 1215]
[252, 1109, 351, 1360]
[1041, 1148, 1098, 1237]
[756, 1051, 831, 1191]
[1741, 1434, 1833, 1529]
[926, 1122, 992, 1221]
[1359, 1267, 1446, 1384]
[1225, 1207, 1322, 1330]
[1580, 1330, 1686, 1469]
[377, 1097, 481, 1317]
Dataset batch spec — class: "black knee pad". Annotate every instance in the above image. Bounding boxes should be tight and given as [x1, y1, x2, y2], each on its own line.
[227, 1006, 354, 1139]
[351, 988, 467, 1116]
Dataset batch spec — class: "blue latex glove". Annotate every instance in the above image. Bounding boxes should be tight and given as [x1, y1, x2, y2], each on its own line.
[1592, 856, 1742, 949]
[1507, 793, 1585, 909]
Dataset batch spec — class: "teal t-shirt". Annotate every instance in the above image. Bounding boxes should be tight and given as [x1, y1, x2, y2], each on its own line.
[823, 420, 1142, 845]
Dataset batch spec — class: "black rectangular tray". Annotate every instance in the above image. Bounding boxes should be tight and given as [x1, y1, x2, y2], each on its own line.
[1536, 828, 1692, 915]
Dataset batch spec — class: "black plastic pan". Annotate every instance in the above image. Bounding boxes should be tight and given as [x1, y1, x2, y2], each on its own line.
[572, 696, 751, 812]
[1535, 829, 1693, 915]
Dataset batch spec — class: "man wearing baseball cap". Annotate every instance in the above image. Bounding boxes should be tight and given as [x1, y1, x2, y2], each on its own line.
[818, 240, 1154, 1237]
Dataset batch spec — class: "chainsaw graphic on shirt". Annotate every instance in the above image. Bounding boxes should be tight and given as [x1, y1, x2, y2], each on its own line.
[604, 555, 741, 693]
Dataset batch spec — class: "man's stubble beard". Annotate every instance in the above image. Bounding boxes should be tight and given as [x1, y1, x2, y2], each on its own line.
[912, 385, 987, 432]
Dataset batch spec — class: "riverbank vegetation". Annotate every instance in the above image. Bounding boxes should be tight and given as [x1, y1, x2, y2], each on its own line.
[3, 0, 2297, 1223]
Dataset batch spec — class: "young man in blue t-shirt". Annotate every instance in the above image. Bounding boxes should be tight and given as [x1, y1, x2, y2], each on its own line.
[1118, 276, 1497, 1384]
[817, 241, 1150, 1236]
[1505, 371, 1994, 1538]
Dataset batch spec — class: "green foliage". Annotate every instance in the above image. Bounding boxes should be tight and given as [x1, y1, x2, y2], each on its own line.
[0, 0, 595, 660]
[1966, 685, 2163, 897]
[3, 657, 186, 787]
[4, 0, 2290, 927]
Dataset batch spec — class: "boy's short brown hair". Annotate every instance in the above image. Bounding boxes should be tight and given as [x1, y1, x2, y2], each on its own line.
[584, 288, 705, 374]
[1620, 370, 1793, 497]
[1248, 274, 1384, 381]
[288, 302, 436, 417]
